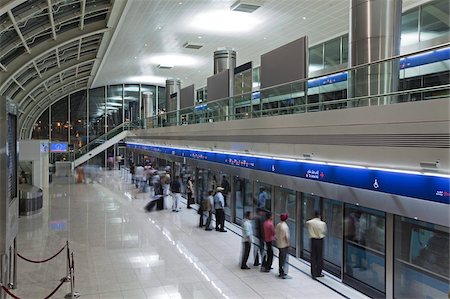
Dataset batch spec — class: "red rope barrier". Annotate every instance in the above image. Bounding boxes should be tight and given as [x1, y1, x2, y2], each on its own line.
[17, 245, 66, 264]
[43, 278, 66, 299]
[1, 285, 20, 299]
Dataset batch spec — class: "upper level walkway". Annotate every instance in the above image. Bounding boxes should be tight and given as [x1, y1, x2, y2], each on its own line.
[15, 170, 367, 299]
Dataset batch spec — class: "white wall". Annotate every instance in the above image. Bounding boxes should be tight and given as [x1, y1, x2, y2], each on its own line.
[19, 140, 49, 189]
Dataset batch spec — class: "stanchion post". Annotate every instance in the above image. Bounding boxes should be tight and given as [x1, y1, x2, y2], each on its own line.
[66, 241, 70, 280]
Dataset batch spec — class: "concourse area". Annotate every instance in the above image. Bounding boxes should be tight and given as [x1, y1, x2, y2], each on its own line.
[13, 170, 356, 299]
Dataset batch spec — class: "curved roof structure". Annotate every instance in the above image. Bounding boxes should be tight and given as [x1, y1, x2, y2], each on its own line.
[0, 0, 126, 137]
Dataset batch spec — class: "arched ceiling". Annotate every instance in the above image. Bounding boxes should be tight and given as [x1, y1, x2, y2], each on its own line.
[0, 0, 126, 138]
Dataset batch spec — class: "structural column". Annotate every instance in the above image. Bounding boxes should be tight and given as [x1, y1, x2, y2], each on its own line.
[348, 0, 402, 106]
[213, 48, 236, 120]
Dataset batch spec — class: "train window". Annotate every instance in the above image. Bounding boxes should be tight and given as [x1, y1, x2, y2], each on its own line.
[394, 216, 449, 298]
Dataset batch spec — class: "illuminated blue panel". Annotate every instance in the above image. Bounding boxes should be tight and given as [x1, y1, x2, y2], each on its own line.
[50, 142, 68, 153]
[126, 142, 450, 205]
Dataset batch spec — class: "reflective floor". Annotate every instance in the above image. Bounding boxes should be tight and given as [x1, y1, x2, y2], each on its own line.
[15, 170, 347, 299]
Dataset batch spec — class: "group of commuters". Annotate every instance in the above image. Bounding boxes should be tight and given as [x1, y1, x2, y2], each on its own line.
[198, 187, 227, 232]
[241, 209, 327, 280]
[129, 162, 195, 212]
[240, 209, 290, 278]
[128, 162, 328, 280]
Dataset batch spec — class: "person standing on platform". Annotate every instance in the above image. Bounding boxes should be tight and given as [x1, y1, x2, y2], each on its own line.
[257, 187, 268, 210]
[221, 175, 230, 207]
[306, 211, 327, 279]
[186, 177, 194, 209]
[276, 213, 290, 279]
[253, 208, 266, 266]
[214, 187, 226, 232]
[171, 175, 182, 212]
[205, 190, 214, 231]
[241, 211, 253, 269]
[261, 212, 275, 272]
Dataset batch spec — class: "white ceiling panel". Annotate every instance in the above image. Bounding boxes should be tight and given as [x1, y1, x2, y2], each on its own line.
[93, 0, 428, 89]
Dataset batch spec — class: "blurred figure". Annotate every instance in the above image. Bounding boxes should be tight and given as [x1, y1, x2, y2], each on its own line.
[261, 212, 275, 272]
[204, 190, 214, 231]
[306, 211, 327, 279]
[276, 213, 290, 278]
[241, 211, 253, 270]
[253, 208, 266, 266]
[221, 175, 230, 207]
[130, 162, 135, 184]
[186, 176, 194, 209]
[257, 187, 268, 209]
[214, 187, 226, 232]
[171, 175, 181, 212]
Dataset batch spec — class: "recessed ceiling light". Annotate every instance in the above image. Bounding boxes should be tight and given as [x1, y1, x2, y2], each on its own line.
[302, 16, 306, 20]
[178, 1, 182, 4]
[263, 37, 267, 39]
[134, 56, 137, 59]
[144, 43, 148, 47]
[190, 10, 262, 33]
[198, 36, 202, 39]
[156, 26, 163, 30]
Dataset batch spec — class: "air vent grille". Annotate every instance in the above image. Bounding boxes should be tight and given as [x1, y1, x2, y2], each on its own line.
[158, 64, 173, 69]
[230, 0, 262, 13]
[183, 42, 203, 50]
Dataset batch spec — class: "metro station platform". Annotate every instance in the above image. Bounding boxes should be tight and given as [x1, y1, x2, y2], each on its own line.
[13, 170, 368, 299]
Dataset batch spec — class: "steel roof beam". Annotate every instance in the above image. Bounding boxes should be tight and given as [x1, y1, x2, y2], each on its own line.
[0, 21, 109, 91]
[55, 48, 60, 67]
[7, 10, 31, 54]
[77, 38, 82, 60]
[46, 0, 57, 40]
[0, 63, 7, 72]
[32, 60, 42, 78]
[80, 0, 86, 30]
[16, 55, 96, 106]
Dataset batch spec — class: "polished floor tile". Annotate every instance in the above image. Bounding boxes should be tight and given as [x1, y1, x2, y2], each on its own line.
[12, 170, 346, 299]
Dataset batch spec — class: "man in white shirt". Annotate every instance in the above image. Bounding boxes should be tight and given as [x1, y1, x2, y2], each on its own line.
[276, 213, 290, 278]
[241, 211, 253, 269]
[306, 211, 327, 279]
[214, 187, 226, 232]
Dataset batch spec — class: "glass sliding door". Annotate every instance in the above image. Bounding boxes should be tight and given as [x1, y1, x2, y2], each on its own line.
[394, 216, 449, 298]
[274, 187, 297, 253]
[301, 192, 320, 260]
[254, 182, 272, 212]
[322, 198, 343, 276]
[344, 204, 386, 297]
[233, 176, 245, 223]
[219, 174, 232, 221]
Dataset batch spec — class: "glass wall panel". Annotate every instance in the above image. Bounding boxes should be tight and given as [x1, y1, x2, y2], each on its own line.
[88, 87, 106, 143]
[32, 108, 49, 139]
[158, 86, 166, 111]
[309, 44, 324, 72]
[420, 0, 450, 42]
[219, 174, 232, 220]
[342, 34, 348, 65]
[301, 192, 320, 258]
[322, 198, 343, 274]
[324, 37, 341, 67]
[124, 84, 140, 122]
[254, 182, 271, 213]
[401, 8, 419, 46]
[69, 90, 87, 150]
[274, 187, 296, 249]
[51, 96, 68, 142]
[233, 176, 246, 223]
[394, 216, 449, 298]
[344, 204, 385, 294]
[107, 85, 123, 131]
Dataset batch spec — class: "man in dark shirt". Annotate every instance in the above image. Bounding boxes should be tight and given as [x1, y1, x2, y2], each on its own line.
[171, 175, 182, 212]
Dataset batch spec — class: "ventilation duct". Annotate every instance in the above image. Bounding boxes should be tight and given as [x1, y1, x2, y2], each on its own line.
[230, 0, 263, 13]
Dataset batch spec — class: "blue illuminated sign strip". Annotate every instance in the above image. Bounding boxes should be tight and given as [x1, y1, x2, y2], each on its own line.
[126, 142, 450, 205]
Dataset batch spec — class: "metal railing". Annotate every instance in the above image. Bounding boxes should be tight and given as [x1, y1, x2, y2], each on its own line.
[146, 43, 450, 128]
[75, 120, 141, 159]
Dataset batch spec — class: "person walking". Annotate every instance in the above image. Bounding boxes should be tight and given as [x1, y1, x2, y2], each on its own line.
[276, 213, 290, 278]
[306, 211, 327, 279]
[261, 212, 275, 272]
[186, 177, 194, 209]
[241, 211, 253, 270]
[204, 190, 214, 231]
[214, 187, 226, 232]
[171, 175, 182, 212]
[253, 208, 266, 266]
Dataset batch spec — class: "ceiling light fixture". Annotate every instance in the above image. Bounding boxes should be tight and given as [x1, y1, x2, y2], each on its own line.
[190, 10, 262, 33]
[126, 75, 167, 85]
[146, 53, 202, 67]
